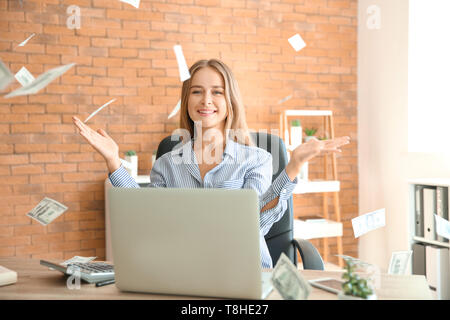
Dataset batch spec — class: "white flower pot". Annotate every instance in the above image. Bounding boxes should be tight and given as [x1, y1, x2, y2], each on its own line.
[304, 136, 316, 143]
[125, 155, 138, 178]
[290, 126, 303, 149]
[299, 162, 308, 181]
[338, 291, 377, 300]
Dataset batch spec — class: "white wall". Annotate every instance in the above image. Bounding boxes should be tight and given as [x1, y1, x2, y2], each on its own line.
[357, 0, 450, 271]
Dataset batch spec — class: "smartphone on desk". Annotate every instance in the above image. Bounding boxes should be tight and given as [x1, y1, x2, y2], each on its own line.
[309, 278, 344, 294]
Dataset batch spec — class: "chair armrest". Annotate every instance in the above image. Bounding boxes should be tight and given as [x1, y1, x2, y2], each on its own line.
[292, 239, 325, 270]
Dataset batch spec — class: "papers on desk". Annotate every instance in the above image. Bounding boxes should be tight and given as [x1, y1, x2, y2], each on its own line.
[0, 265, 17, 287]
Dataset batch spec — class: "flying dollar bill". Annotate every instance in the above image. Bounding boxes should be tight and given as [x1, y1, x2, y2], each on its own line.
[4, 62, 75, 98]
[288, 33, 306, 52]
[84, 98, 116, 123]
[0, 60, 14, 91]
[388, 251, 412, 275]
[173, 45, 191, 82]
[14, 66, 35, 87]
[16, 33, 35, 48]
[120, 0, 140, 9]
[271, 253, 311, 300]
[168, 99, 181, 119]
[26, 197, 68, 226]
[435, 214, 450, 241]
[351, 208, 386, 238]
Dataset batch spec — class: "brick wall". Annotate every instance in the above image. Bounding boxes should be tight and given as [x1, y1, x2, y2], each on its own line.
[0, 0, 358, 264]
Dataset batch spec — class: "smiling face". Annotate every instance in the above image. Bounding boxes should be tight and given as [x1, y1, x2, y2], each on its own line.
[187, 67, 228, 134]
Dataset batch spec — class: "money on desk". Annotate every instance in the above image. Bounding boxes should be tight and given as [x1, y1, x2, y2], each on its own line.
[271, 253, 311, 300]
[26, 197, 68, 226]
[61, 256, 97, 267]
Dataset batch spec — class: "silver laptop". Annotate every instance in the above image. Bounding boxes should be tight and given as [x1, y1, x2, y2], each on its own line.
[108, 187, 273, 299]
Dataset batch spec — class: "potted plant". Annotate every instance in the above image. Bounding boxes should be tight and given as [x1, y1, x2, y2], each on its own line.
[338, 258, 377, 300]
[304, 128, 318, 142]
[125, 150, 138, 178]
[290, 119, 303, 149]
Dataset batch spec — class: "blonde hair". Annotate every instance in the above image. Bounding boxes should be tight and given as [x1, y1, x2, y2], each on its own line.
[179, 59, 254, 146]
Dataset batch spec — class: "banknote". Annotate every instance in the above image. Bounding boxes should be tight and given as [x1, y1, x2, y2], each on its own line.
[120, 0, 140, 9]
[435, 214, 450, 241]
[168, 99, 181, 119]
[26, 197, 68, 226]
[61, 256, 97, 267]
[84, 98, 116, 123]
[4, 63, 75, 98]
[271, 253, 311, 300]
[352, 208, 386, 238]
[278, 94, 292, 104]
[173, 45, 190, 82]
[388, 251, 412, 275]
[15, 66, 35, 87]
[17, 33, 35, 48]
[288, 33, 306, 52]
[0, 60, 14, 91]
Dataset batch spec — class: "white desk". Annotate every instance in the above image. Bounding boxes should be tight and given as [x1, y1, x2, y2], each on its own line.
[0, 258, 433, 300]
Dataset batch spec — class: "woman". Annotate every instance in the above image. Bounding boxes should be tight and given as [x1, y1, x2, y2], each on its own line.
[72, 59, 350, 268]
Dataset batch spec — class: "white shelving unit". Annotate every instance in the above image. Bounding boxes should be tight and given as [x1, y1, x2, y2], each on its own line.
[294, 219, 343, 240]
[294, 180, 340, 194]
[408, 178, 450, 300]
[280, 109, 344, 266]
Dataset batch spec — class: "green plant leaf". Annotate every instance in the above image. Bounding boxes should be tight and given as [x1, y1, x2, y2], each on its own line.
[291, 119, 301, 127]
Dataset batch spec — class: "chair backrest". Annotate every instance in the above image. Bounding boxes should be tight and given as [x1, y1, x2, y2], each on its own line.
[155, 132, 297, 266]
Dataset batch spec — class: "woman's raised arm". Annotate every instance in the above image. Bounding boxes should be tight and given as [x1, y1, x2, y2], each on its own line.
[72, 116, 121, 173]
[285, 136, 350, 181]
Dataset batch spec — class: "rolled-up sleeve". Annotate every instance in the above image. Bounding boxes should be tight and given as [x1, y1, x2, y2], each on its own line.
[242, 150, 298, 236]
[109, 165, 140, 188]
[259, 170, 298, 236]
[108, 157, 167, 188]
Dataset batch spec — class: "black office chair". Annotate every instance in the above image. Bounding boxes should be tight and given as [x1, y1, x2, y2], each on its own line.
[155, 132, 325, 270]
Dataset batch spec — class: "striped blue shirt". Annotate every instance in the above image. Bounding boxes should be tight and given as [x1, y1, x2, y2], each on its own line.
[109, 138, 298, 268]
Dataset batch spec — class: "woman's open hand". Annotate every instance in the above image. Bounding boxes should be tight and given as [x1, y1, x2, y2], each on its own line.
[72, 116, 121, 172]
[285, 136, 350, 180]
